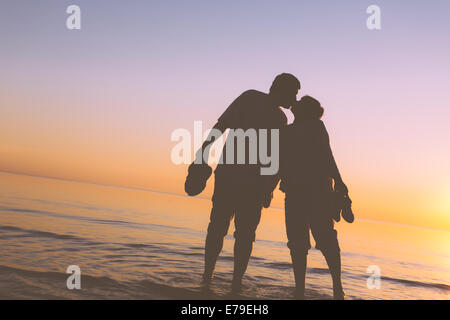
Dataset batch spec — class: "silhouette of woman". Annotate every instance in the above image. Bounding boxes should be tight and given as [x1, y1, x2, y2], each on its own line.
[276, 96, 349, 299]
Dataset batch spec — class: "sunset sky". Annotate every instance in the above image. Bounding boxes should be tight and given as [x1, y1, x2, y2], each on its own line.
[1, 1, 449, 230]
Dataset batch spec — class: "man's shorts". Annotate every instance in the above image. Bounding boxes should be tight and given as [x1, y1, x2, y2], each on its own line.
[207, 172, 263, 242]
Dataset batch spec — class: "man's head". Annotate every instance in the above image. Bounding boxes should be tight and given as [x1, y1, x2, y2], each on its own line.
[269, 73, 301, 108]
[292, 95, 324, 121]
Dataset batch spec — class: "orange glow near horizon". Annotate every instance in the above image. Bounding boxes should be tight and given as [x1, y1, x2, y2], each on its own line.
[1, 96, 449, 231]
[1, 1, 449, 233]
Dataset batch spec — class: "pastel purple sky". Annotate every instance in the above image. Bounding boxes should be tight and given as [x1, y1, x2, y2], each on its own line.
[1, 1, 449, 229]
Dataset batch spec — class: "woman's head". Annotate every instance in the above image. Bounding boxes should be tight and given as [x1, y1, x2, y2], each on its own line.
[291, 95, 324, 121]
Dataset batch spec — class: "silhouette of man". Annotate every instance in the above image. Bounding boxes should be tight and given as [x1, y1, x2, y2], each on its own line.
[192, 73, 300, 293]
[268, 96, 348, 299]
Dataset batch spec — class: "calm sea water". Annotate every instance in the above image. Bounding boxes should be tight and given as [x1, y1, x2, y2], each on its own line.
[0, 172, 448, 299]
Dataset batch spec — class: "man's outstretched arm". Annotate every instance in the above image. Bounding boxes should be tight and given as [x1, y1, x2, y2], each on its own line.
[193, 90, 251, 165]
[193, 121, 227, 165]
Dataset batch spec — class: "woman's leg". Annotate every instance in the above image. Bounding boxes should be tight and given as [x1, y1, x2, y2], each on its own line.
[321, 247, 344, 299]
[311, 217, 344, 299]
[285, 194, 311, 298]
[290, 251, 307, 298]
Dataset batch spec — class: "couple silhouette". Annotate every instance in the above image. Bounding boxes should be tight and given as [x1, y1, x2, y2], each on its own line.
[185, 73, 353, 299]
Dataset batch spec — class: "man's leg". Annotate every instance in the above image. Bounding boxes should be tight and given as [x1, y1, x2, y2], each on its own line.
[203, 204, 233, 283]
[231, 199, 262, 292]
[203, 180, 234, 284]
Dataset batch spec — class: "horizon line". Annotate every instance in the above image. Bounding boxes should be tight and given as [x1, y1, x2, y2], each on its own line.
[1, 170, 449, 234]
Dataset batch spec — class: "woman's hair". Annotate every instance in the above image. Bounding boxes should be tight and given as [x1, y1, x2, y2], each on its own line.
[291, 95, 324, 120]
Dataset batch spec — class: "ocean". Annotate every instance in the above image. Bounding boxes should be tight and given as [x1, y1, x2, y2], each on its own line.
[0, 172, 448, 299]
